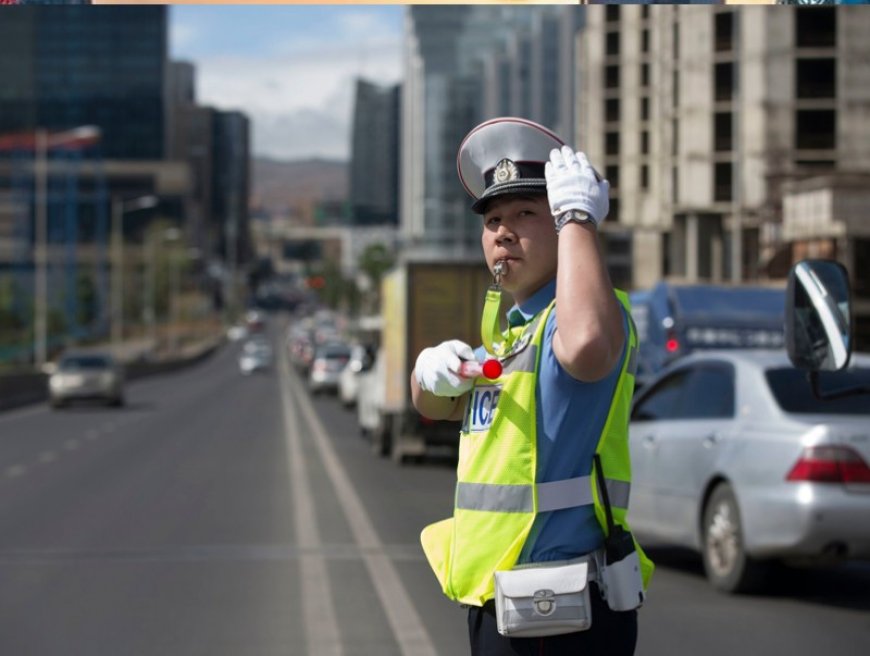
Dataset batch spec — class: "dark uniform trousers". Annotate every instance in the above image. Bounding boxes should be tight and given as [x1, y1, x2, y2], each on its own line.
[467, 583, 638, 656]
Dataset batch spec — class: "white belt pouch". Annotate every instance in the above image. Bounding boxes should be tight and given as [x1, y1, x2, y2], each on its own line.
[493, 559, 592, 638]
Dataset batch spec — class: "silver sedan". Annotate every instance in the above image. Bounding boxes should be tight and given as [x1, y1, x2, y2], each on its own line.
[627, 350, 870, 593]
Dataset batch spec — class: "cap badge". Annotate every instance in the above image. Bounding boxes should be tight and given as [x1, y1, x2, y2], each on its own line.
[494, 158, 520, 184]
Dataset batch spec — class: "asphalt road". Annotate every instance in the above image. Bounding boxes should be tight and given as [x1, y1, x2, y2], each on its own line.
[1, 321, 867, 655]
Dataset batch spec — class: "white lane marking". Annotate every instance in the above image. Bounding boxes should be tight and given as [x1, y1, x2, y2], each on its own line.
[277, 349, 342, 655]
[38, 451, 58, 464]
[0, 405, 46, 422]
[5, 464, 27, 479]
[64, 439, 80, 451]
[283, 356, 438, 656]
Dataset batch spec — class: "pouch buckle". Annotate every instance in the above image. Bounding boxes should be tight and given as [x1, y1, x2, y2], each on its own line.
[533, 589, 556, 616]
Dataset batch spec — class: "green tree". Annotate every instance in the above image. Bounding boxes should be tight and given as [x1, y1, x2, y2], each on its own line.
[76, 270, 98, 328]
[358, 243, 395, 312]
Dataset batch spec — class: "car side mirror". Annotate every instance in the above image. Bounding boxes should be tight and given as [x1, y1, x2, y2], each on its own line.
[785, 259, 851, 372]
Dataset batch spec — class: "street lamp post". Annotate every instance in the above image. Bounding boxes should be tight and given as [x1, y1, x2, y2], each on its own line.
[111, 195, 158, 352]
[163, 228, 182, 354]
[34, 129, 48, 368]
[32, 125, 101, 367]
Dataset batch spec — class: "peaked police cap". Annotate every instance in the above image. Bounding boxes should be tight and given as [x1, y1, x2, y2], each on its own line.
[457, 117, 565, 214]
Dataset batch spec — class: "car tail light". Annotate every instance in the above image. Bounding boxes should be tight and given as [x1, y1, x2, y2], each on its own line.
[786, 446, 870, 484]
[665, 338, 680, 353]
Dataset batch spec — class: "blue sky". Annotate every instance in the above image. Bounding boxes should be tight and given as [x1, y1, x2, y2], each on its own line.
[170, 6, 404, 161]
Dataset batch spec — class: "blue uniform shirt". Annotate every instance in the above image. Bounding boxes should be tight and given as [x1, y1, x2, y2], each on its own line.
[485, 278, 628, 563]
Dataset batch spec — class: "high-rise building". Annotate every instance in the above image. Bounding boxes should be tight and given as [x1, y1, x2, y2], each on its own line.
[402, 6, 585, 256]
[349, 79, 401, 227]
[213, 111, 252, 267]
[0, 6, 168, 160]
[579, 4, 870, 344]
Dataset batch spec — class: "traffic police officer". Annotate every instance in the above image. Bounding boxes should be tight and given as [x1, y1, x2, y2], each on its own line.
[411, 117, 653, 655]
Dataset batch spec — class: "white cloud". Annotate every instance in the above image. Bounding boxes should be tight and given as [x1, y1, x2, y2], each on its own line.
[176, 10, 403, 161]
[169, 22, 201, 55]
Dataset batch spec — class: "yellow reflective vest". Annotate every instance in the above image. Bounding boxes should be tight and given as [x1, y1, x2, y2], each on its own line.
[420, 291, 654, 607]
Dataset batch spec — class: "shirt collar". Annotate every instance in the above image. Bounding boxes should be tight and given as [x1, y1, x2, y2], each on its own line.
[507, 278, 556, 327]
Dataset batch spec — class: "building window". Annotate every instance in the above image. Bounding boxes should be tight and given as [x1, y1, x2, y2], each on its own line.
[640, 164, 649, 191]
[606, 165, 620, 190]
[714, 162, 733, 202]
[796, 58, 836, 99]
[641, 6, 650, 20]
[714, 62, 734, 102]
[640, 63, 650, 88]
[605, 65, 620, 90]
[715, 12, 734, 53]
[640, 97, 650, 122]
[794, 159, 836, 170]
[609, 197, 620, 224]
[606, 31, 621, 57]
[671, 167, 678, 205]
[673, 70, 680, 107]
[672, 119, 679, 157]
[641, 130, 649, 155]
[641, 29, 650, 54]
[796, 110, 836, 150]
[796, 8, 836, 48]
[714, 112, 732, 152]
[606, 5, 621, 24]
[673, 21, 680, 60]
[606, 132, 621, 156]
[606, 98, 621, 123]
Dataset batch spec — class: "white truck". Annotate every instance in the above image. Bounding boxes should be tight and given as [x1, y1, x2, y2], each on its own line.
[360, 255, 502, 463]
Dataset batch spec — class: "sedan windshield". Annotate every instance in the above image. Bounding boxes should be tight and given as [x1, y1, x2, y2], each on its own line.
[765, 367, 870, 415]
[59, 356, 112, 370]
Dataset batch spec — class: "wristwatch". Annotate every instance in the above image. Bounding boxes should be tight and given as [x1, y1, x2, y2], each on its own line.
[554, 210, 596, 235]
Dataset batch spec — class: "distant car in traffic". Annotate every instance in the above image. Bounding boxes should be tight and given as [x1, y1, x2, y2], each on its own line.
[630, 282, 786, 389]
[339, 344, 376, 408]
[227, 324, 248, 342]
[308, 342, 351, 395]
[239, 338, 273, 375]
[627, 349, 870, 593]
[48, 352, 125, 408]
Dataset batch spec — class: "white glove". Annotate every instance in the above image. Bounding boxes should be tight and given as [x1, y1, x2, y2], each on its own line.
[414, 339, 476, 397]
[545, 146, 610, 226]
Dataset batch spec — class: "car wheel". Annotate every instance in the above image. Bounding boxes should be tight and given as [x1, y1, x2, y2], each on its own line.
[370, 414, 391, 457]
[701, 483, 769, 594]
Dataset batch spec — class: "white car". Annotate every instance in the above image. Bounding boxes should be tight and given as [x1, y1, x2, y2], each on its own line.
[628, 350, 870, 593]
[49, 352, 125, 408]
[239, 338, 273, 374]
[339, 344, 375, 408]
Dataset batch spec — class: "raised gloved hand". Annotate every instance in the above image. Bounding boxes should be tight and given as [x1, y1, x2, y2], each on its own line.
[544, 146, 610, 226]
[414, 339, 476, 397]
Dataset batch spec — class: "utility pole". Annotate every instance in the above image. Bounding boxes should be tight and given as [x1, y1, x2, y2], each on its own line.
[34, 129, 48, 367]
[111, 198, 123, 350]
[111, 195, 158, 352]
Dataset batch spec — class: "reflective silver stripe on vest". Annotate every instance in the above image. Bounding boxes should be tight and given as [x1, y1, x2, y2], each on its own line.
[625, 311, 639, 376]
[604, 478, 631, 510]
[537, 476, 593, 512]
[626, 345, 638, 376]
[456, 482, 533, 513]
[456, 477, 630, 513]
[502, 344, 538, 375]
